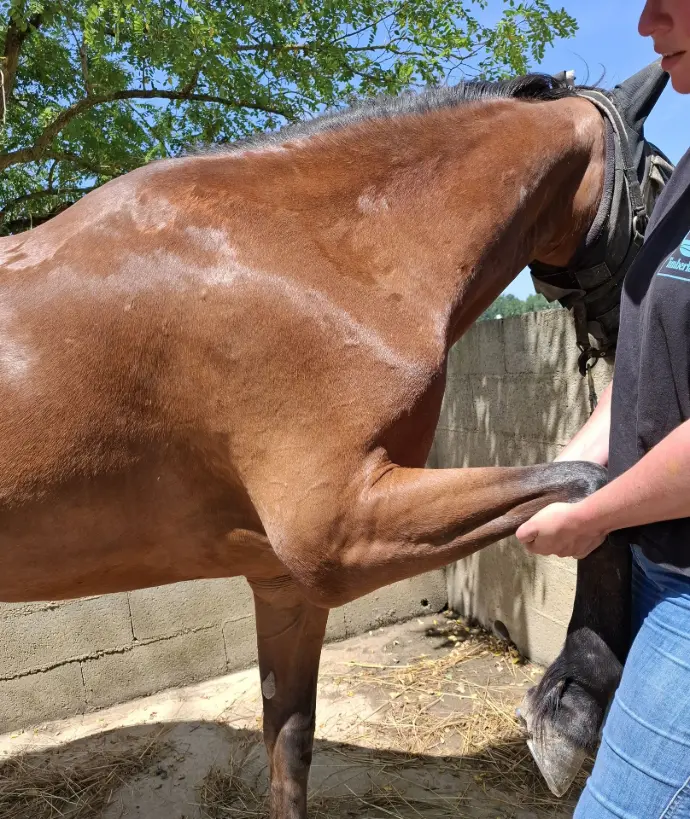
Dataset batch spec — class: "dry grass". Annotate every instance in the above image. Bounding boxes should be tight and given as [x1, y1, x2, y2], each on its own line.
[200, 760, 476, 818]
[0, 737, 165, 819]
[199, 614, 591, 818]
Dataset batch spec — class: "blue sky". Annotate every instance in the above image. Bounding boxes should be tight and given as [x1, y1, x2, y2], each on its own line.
[503, 0, 688, 298]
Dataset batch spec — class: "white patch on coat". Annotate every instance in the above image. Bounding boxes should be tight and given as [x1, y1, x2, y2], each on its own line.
[357, 191, 390, 214]
[184, 226, 229, 252]
[0, 301, 34, 381]
[262, 671, 276, 699]
[130, 197, 176, 232]
[234, 265, 424, 375]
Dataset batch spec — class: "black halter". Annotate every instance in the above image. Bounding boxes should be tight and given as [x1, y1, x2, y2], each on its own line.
[529, 80, 674, 376]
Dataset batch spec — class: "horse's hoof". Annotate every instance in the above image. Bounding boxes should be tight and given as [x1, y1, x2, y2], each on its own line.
[526, 729, 586, 797]
[518, 693, 586, 797]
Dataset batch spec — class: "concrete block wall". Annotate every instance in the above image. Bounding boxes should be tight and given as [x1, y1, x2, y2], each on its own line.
[0, 572, 445, 732]
[429, 309, 613, 665]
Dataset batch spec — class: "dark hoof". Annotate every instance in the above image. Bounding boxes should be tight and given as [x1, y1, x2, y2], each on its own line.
[518, 695, 587, 797]
[518, 628, 623, 797]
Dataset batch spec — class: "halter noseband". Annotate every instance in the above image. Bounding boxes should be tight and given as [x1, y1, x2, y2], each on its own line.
[529, 81, 674, 376]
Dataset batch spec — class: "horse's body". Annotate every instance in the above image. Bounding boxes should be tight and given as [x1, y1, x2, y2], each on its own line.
[0, 69, 667, 816]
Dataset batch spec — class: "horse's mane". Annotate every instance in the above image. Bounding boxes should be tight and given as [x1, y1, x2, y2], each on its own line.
[203, 74, 600, 155]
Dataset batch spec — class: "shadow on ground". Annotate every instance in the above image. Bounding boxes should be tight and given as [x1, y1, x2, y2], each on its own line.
[0, 718, 585, 819]
[0, 615, 588, 819]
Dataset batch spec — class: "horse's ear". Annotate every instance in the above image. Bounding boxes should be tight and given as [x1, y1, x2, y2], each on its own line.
[611, 59, 669, 135]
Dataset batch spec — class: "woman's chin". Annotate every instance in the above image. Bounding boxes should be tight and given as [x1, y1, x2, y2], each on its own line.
[670, 74, 690, 94]
[668, 57, 690, 94]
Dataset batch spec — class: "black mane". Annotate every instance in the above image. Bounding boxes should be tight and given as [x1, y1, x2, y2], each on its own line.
[206, 73, 594, 154]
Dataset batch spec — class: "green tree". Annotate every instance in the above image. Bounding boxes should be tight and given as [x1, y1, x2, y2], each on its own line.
[0, 0, 577, 234]
[479, 292, 557, 320]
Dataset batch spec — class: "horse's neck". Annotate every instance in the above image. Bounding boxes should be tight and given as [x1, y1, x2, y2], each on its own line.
[280, 96, 605, 342]
[184, 96, 604, 347]
[441, 97, 606, 343]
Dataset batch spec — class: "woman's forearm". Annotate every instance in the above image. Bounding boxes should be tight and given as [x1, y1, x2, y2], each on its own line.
[517, 411, 690, 559]
[578, 415, 690, 536]
[555, 381, 612, 466]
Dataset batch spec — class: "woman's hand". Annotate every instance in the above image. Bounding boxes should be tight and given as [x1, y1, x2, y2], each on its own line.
[516, 501, 607, 559]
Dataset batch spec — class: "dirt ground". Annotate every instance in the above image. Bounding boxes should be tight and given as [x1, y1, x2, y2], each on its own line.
[0, 613, 585, 818]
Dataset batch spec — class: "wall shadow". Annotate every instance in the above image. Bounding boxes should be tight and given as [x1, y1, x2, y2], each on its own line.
[429, 310, 614, 664]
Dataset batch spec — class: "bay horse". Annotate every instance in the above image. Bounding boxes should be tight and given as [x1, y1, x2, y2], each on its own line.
[0, 62, 669, 816]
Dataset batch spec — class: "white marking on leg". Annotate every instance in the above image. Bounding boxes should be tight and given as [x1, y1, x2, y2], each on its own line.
[262, 671, 276, 699]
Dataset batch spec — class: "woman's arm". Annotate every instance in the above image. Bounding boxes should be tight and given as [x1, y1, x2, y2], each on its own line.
[554, 381, 612, 466]
[517, 413, 690, 557]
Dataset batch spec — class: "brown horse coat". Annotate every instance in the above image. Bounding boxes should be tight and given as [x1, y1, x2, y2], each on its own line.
[0, 70, 667, 816]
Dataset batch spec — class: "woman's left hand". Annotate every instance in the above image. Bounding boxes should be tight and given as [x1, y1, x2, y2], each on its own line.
[515, 501, 607, 559]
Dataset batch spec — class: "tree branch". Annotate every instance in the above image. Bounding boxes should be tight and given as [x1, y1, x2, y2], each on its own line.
[234, 41, 409, 55]
[46, 150, 138, 176]
[330, 1, 410, 45]
[179, 58, 205, 95]
[79, 35, 93, 96]
[0, 89, 289, 172]
[0, 184, 97, 220]
[0, 205, 74, 235]
[1, 10, 43, 120]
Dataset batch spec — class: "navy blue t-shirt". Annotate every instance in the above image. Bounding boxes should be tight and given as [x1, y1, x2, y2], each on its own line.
[609, 147, 690, 568]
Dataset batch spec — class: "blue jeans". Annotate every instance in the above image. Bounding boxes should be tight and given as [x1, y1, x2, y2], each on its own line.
[574, 548, 690, 818]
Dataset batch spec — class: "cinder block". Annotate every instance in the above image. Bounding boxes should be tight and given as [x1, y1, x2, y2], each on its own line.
[448, 320, 505, 375]
[82, 628, 227, 709]
[508, 606, 570, 667]
[222, 616, 258, 671]
[432, 428, 561, 470]
[470, 373, 595, 446]
[438, 375, 476, 432]
[522, 556, 577, 626]
[470, 375, 507, 439]
[0, 600, 73, 622]
[0, 595, 133, 678]
[341, 571, 446, 637]
[0, 663, 85, 733]
[504, 308, 579, 375]
[447, 534, 576, 667]
[129, 578, 254, 641]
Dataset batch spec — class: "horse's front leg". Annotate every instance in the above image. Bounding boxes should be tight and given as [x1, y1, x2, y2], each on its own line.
[249, 576, 329, 819]
[518, 533, 631, 796]
[276, 458, 612, 797]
